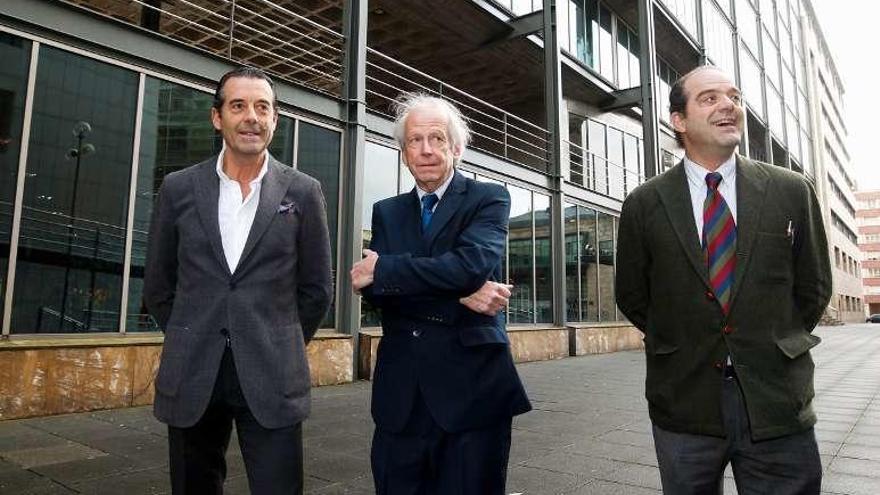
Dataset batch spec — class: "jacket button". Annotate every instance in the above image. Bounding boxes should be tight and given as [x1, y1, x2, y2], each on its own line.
[229, 281, 236, 290]
[412, 329, 422, 337]
[705, 291, 715, 301]
[722, 325, 734, 335]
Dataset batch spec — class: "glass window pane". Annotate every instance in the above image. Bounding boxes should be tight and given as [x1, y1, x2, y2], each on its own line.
[0, 34, 31, 331]
[268, 116, 294, 166]
[564, 202, 580, 321]
[568, 114, 585, 186]
[127, 78, 219, 332]
[623, 134, 640, 195]
[599, 5, 614, 81]
[607, 128, 625, 199]
[296, 121, 341, 329]
[579, 206, 598, 322]
[737, 0, 760, 52]
[764, 29, 780, 87]
[616, 27, 631, 88]
[597, 212, 615, 321]
[534, 194, 552, 323]
[740, 48, 764, 119]
[704, 2, 736, 77]
[361, 141, 399, 327]
[12, 46, 138, 333]
[767, 82, 784, 140]
[587, 120, 607, 195]
[508, 185, 534, 324]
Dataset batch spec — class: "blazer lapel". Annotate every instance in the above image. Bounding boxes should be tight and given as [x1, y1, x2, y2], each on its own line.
[727, 155, 770, 310]
[235, 158, 293, 277]
[655, 162, 711, 290]
[398, 190, 427, 255]
[193, 158, 231, 277]
[423, 172, 467, 247]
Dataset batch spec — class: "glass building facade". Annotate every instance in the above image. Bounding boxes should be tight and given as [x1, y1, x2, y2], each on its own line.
[0, 0, 850, 343]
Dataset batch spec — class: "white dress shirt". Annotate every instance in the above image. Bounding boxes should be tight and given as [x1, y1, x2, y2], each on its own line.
[216, 149, 269, 273]
[415, 170, 455, 213]
[684, 154, 738, 244]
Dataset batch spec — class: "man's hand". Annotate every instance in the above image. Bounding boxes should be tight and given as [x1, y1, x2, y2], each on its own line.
[459, 281, 513, 316]
[351, 249, 378, 291]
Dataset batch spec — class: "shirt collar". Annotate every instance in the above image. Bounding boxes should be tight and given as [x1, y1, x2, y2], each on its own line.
[416, 169, 455, 202]
[684, 153, 737, 188]
[215, 148, 270, 186]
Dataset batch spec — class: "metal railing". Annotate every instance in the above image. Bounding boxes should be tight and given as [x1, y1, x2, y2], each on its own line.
[63, 0, 346, 96]
[365, 48, 551, 172]
[564, 140, 644, 200]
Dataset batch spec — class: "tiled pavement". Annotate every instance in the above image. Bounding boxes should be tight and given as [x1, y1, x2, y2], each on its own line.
[2, 324, 880, 494]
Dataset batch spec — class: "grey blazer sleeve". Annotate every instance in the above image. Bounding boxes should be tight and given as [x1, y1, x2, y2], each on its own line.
[143, 177, 179, 330]
[296, 179, 333, 342]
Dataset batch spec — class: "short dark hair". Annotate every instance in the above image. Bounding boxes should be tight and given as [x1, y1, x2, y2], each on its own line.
[668, 65, 723, 147]
[212, 66, 278, 113]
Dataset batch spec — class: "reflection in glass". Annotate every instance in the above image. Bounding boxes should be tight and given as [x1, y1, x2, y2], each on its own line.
[534, 194, 552, 323]
[508, 185, 534, 324]
[128, 78, 218, 332]
[296, 121, 341, 329]
[12, 47, 138, 333]
[564, 203, 579, 321]
[0, 34, 31, 330]
[579, 206, 598, 322]
[361, 141, 400, 327]
[597, 212, 616, 321]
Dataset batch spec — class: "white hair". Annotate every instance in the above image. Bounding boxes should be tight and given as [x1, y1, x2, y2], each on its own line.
[392, 93, 471, 165]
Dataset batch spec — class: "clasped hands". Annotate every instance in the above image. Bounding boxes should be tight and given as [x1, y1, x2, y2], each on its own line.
[350, 249, 513, 316]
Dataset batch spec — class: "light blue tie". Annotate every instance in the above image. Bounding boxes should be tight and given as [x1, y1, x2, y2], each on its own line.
[421, 193, 439, 232]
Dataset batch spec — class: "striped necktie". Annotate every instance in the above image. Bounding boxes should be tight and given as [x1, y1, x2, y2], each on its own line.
[703, 172, 736, 314]
[421, 193, 438, 232]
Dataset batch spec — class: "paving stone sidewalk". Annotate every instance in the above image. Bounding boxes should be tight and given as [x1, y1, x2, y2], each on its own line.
[2, 324, 880, 494]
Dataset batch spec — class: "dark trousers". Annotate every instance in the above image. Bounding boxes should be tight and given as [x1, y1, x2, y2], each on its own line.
[168, 347, 304, 495]
[371, 392, 513, 495]
[652, 370, 821, 495]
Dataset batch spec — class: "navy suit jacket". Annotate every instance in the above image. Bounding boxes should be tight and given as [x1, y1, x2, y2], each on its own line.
[363, 171, 531, 434]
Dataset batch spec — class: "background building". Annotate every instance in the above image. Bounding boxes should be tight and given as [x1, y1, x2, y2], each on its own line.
[0, 0, 852, 419]
[856, 190, 880, 317]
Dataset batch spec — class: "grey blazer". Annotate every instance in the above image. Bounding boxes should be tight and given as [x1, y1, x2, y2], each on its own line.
[144, 155, 333, 429]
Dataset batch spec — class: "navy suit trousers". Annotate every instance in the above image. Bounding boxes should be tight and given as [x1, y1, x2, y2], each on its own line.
[371, 390, 513, 495]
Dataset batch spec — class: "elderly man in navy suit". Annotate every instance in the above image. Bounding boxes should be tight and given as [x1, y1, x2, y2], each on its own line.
[351, 94, 531, 494]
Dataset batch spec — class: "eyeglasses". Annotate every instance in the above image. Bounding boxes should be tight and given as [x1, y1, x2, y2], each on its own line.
[405, 134, 448, 149]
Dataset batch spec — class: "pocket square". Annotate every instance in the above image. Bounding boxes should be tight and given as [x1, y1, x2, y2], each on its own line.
[277, 202, 296, 214]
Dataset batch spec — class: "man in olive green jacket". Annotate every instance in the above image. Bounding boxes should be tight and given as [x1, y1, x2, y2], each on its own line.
[616, 66, 831, 494]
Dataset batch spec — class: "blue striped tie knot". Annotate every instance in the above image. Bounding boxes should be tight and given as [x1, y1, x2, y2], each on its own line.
[703, 172, 736, 314]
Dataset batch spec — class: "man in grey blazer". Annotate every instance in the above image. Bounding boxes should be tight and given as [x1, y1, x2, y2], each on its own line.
[144, 66, 333, 494]
[616, 66, 831, 493]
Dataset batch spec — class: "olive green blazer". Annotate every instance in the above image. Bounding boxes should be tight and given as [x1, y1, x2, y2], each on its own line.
[615, 156, 831, 441]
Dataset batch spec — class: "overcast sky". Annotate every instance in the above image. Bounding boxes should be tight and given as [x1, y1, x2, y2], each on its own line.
[810, 0, 879, 191]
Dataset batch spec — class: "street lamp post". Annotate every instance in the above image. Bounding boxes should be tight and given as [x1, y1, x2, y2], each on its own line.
[58, 121, 94, 332]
